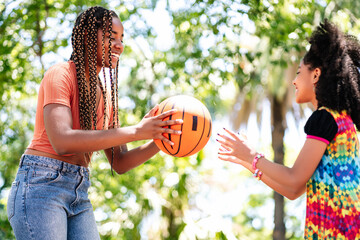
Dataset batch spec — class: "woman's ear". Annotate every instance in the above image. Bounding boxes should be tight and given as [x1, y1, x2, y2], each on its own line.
[313, 67, 321, 84]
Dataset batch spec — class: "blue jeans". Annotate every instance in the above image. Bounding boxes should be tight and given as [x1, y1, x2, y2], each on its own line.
[7, 154, 100, 240]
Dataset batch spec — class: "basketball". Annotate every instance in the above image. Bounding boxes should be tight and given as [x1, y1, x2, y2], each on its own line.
[154, 95, 212, 157]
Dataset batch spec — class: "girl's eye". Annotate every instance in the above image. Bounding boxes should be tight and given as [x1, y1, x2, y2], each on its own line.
[296, 71, 300, 75]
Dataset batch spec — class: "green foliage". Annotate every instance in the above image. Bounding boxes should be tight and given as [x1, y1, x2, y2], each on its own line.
[215, 231, 228, 240]
[89, 146, 203, 239]
[0, 91, 36, 238]
[1, 0, 360, 239]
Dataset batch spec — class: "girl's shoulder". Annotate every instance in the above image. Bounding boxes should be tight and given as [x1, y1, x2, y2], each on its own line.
[309, 107, 336, 121]
[318, 106, 338, 117]
[304, 108, 338, 142]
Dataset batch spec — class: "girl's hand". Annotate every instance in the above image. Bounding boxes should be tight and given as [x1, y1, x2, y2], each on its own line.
[217, 128, 256, 165]
[135, 105, 183, 145]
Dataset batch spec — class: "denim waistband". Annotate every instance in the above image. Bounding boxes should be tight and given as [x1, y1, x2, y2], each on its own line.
[20, 154, 90, 177]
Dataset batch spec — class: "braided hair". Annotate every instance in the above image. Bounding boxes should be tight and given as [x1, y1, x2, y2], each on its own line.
[303, 20, 360, 129]
[70, 6, 120, 162]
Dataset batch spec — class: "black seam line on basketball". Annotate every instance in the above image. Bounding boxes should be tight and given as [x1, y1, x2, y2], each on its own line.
[160, 99, 169, 113]
[160, 100, 172, 155]
[167, 104, 175, 149]
[161, 103, 184, 155]
[192, 116, 198, 131]
[207, 118, 212, 137]
[180, 107, 206, 157]
[162, 105, 184, 155]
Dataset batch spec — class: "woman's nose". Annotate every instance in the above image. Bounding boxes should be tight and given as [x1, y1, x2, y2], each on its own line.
[113, 40, 124, 54]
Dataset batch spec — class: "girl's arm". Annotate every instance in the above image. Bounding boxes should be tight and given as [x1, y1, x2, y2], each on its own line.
[220, 153, 307, 199]
[43, 103, 182, 156]
[217, 128, 327, 200]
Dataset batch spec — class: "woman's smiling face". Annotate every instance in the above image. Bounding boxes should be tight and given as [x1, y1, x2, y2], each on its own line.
[96, 17, 124, 71]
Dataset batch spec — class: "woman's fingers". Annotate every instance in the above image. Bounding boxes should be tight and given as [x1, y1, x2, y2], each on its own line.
[158, 135, 175, 146]
[160, 127, 182, 135]
[156, 109, 178, 119]
[159, 119, 183, 127]
[153, 109, 183, 128]
[144, 104, 159, 118]
[155, 127, 182, 145]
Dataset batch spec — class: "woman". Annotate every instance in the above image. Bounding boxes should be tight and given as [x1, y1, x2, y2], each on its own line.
[7, 6, 182, 240]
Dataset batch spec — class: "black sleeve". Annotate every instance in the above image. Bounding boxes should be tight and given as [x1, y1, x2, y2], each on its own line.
[304, 109, 338, 143]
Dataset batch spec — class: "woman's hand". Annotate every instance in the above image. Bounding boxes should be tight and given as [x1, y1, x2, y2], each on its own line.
[135, 105, 183, 145]
[217, 128, 256, 165]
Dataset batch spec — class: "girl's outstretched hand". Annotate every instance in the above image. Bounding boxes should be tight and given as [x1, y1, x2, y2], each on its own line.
[217, 128, 256, 166]
[135, 104, 183, 145]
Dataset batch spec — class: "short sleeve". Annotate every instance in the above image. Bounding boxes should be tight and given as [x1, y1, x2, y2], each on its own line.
[304, 109, 338, 144]
[42, 64, 73, 108]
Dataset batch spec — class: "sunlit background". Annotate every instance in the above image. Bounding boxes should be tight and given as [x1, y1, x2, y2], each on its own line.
[1, 0, 360, 239]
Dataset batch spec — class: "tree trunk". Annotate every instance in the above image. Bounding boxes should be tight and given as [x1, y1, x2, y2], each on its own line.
[271, 95, 286, 240]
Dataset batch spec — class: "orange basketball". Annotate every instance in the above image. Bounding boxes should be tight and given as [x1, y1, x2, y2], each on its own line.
[154, 95, 212, 157]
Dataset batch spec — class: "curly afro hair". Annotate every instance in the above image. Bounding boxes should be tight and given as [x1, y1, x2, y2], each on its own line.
[303, 20, 360, 129]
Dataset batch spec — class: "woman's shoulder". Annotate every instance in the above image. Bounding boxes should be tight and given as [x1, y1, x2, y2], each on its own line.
[48, 60, 75, 72]
[42, 61, 77, 83]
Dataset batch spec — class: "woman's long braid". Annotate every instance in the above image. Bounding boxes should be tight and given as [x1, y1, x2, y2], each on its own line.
[101, 11, 109, 130]
[106, 15, 117, 174]
[109, 56, 120, 175]
[87, 7, 99, 131]
[115, 60, 119, 125]
[70, 9, 91, 130]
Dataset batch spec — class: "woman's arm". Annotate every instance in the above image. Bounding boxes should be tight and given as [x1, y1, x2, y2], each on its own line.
[104, 141, 159, 174]
[44, 103, 182, 155]
[217, 129, 327, 200]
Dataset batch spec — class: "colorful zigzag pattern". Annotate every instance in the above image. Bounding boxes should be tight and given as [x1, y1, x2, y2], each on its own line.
[305, 107, 360, 239]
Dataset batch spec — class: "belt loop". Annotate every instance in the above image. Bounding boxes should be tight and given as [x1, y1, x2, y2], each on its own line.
[59, 161, 64, 173]
[19, 155, 25, 168]
[85, 168, 89, 179]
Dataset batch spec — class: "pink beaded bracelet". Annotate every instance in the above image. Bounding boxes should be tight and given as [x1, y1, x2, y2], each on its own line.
[253, 169, 263, 180]
[252, 153, 264, 180]
[252, 153, 264, 170]
[253, 169, 262, 180]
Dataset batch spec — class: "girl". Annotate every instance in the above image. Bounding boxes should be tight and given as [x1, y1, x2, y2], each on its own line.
[7, 6, 182, 240]
[217, 20, 360, 239]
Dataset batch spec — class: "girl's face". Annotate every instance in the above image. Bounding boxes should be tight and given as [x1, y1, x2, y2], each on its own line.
[96, 17, 124, 72]
[292, 61, 320, 107]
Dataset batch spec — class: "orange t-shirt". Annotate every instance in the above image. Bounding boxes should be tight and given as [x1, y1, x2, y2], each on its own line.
[28, 61, 113, 156]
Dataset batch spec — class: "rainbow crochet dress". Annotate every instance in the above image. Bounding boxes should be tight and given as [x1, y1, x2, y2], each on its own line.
[304, 107, 360, 239]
